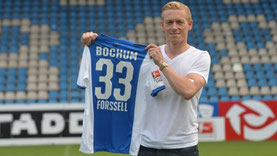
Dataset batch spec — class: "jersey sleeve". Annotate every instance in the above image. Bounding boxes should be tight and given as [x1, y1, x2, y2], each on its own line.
[77, 46, 91, 89]
[149, 65, 166, 97]
[188, 51, 211, 84]
[144, 55, 166, 97]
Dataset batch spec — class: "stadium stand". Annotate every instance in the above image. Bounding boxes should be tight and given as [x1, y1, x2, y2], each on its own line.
[0, 0, 276, 104]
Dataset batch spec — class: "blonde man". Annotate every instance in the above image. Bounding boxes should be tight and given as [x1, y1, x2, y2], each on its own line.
[81, 1, 210, 156]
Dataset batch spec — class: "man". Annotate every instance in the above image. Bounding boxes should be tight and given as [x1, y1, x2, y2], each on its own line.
[81, 1, 210, 156]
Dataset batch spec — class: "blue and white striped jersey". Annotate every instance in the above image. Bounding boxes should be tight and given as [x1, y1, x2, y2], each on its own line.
[77, 34, 165, 155]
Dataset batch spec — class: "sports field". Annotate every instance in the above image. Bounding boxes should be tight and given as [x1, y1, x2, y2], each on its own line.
[0, 141, 276, 156]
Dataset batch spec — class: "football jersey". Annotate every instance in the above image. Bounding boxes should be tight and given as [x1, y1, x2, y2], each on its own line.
[77, 34, 164, 155]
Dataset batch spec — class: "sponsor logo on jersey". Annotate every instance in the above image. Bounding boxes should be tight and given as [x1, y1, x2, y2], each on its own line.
[152, 70, 162, 83]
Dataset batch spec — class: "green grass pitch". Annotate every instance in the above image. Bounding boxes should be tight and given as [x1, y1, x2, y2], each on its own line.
[0, 141, 276, 156]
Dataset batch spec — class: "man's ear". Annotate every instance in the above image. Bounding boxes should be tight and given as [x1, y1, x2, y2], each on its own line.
[188, 20, 193, 31]
[160, 20, 165, 31]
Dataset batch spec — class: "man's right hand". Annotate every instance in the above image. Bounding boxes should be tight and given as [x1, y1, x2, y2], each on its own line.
[81, 32, 98, 46]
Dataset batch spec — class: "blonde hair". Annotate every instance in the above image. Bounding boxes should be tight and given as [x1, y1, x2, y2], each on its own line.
[161, 1, 192, 21]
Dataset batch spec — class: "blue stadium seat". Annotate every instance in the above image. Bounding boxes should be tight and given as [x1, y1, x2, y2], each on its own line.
[40, 53, 48, 60]
[60, 98, 68, 103]
[0, 84, 5, 91]
[220, 96, 230, 101]
[49, 99, 58, 103]
[231, 96, 240, 101]
[49, 91, 58, 100]
[207, 79, 215, 87]
[256, 71, 265, 79]
[16, 84, 26, 91]
[71, 90, 79, 99]
[245, 71, 255, 80]
[6, 83, 16, 91]
[258, 79, 268, 86]
[201, 88, 207, 96]
[243, 64, 252, 71]
[0, 80, 5, 88]
[199, 95, 208, 103]
[60, 91, 68, 99]
[18, 68, 27, 75]
[0, 69, 6, 76]
[7, 68, 16, 75]
[265, 71, 275, 79]
[60, 82, 68, 90]
[16, 100, 25, 104]
[5, 100, 14, 104]
[27, 100, 36, 104]
[209, 96, 219, 102]
[218, 88, 228, 96]
[38, 99, 47, 103]
[263, 95, 273, 100]
[248, 79, 257, 87]
[253, 64, 263, 71]
[242, 95, 251, 100]
[253, 95, 262, 100]
[207, 87, 217, 96]
[274, 64, 277, 70]
[219, 50, 228, 57]
[269, 79, 277, 86]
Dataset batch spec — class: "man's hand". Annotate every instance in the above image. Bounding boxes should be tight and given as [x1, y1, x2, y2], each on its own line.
[146, 44, 164, 66]
[81, 32, 98, 46]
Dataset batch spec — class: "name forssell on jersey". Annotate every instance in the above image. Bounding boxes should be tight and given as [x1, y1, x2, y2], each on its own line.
[93, 45, 139, 112]
[77, 34, 164, 155]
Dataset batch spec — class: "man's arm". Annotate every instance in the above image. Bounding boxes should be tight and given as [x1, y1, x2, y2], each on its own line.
[162, 68, 206, 99]
[146, 44, 207, 100]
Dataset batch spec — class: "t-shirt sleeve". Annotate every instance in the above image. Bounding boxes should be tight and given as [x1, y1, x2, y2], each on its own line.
[188, 51, 211, 84]
[77, 46, 90, 89]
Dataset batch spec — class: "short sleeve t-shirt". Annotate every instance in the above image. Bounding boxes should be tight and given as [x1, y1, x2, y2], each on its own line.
[141, 45, 211, 149]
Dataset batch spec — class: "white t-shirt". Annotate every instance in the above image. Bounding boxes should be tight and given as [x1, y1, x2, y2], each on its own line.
[77, 34, 165, 155]
[141, 45, 211, 149]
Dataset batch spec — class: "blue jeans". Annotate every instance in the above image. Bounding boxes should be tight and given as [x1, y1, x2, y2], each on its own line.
[138, 145, 199, 156]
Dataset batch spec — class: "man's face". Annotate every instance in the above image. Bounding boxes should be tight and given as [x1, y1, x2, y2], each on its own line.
[161, 9, 192, 44]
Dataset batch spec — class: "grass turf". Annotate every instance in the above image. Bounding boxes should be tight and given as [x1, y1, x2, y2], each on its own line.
[0, 141, 276, 156]
[198, 141, 277, 156]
